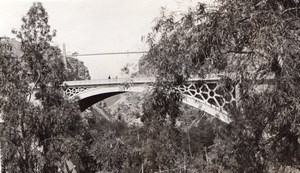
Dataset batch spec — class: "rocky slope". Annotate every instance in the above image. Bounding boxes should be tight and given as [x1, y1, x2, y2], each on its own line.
[66, 56, 91, 80]
[106, 93, 144, 126]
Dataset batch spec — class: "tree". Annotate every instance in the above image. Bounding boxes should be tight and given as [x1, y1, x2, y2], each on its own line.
[0, 2, 85, 172]
[145, 0, 300, 172]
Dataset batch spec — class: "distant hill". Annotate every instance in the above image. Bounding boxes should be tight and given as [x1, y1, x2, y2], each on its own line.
[6, 38, 23, 57]
[66, 56, 91, 81]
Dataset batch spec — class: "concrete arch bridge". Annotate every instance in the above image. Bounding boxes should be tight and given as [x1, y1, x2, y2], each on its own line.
[63, 75, 235, 124]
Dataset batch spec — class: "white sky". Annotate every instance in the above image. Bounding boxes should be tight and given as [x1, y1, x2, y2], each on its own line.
[0, 0, 214, 79]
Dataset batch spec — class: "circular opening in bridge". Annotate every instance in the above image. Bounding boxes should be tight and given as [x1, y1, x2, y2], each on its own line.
[209, 91, 214, 97]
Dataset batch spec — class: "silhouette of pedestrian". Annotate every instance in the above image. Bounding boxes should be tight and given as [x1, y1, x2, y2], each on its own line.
[108, 75, 111, 79]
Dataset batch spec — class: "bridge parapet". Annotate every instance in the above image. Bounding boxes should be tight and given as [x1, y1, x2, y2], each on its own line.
[63, 73, 223, 86]
[63, 77, 156, 87]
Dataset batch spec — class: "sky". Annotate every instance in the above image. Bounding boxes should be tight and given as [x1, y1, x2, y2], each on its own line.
[0, 0, 214, 79]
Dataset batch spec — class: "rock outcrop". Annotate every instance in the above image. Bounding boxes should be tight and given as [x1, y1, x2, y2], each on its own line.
[66, 56, 91, 81]
[134, 54, 156, 77]
[107, 93, 143, 126]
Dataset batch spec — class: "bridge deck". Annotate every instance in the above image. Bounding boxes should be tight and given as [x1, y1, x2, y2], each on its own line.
[63, 75, 222, 86]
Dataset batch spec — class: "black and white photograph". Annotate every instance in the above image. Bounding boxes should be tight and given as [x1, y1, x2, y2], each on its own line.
[0, 0, 300, 172]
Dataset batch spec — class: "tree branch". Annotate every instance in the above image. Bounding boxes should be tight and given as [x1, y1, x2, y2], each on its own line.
[282, 7, 300, 15]
[223, 50, 255, 54]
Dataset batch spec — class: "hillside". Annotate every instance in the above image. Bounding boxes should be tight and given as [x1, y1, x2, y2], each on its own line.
[106, 92, 144, 126]
[66, 56, 91, 81]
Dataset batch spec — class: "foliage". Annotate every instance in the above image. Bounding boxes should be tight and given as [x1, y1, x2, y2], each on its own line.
[144, 0, 300, 172]
[0, 2, 85, 172]
[72, 102, 218, 172]
[74, 116, 141, 172]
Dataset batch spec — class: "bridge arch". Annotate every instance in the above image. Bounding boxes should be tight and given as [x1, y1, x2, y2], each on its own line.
[67, 85, 231, 123]
[70, 86, 146, 111]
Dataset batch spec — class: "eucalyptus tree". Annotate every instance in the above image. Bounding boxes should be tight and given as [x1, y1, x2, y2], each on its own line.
[144, 0, 300, 172]
[0, 2, 85, 172]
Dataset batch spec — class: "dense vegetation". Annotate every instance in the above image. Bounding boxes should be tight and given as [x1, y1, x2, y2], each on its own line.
[1, 0, 300, 172]
[143, 0, 300, 172]
[0, 2, 85, 172]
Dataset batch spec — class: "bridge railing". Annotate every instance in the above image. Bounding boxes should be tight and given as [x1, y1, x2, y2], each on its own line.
[63, 77, 156, 86]
[63, 74, 224, 86]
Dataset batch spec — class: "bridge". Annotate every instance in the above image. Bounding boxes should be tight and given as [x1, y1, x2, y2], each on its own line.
[63, 75, 236, 124]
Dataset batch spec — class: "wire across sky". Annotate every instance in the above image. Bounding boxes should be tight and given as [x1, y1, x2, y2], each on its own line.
[69, 51, 148, 57]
